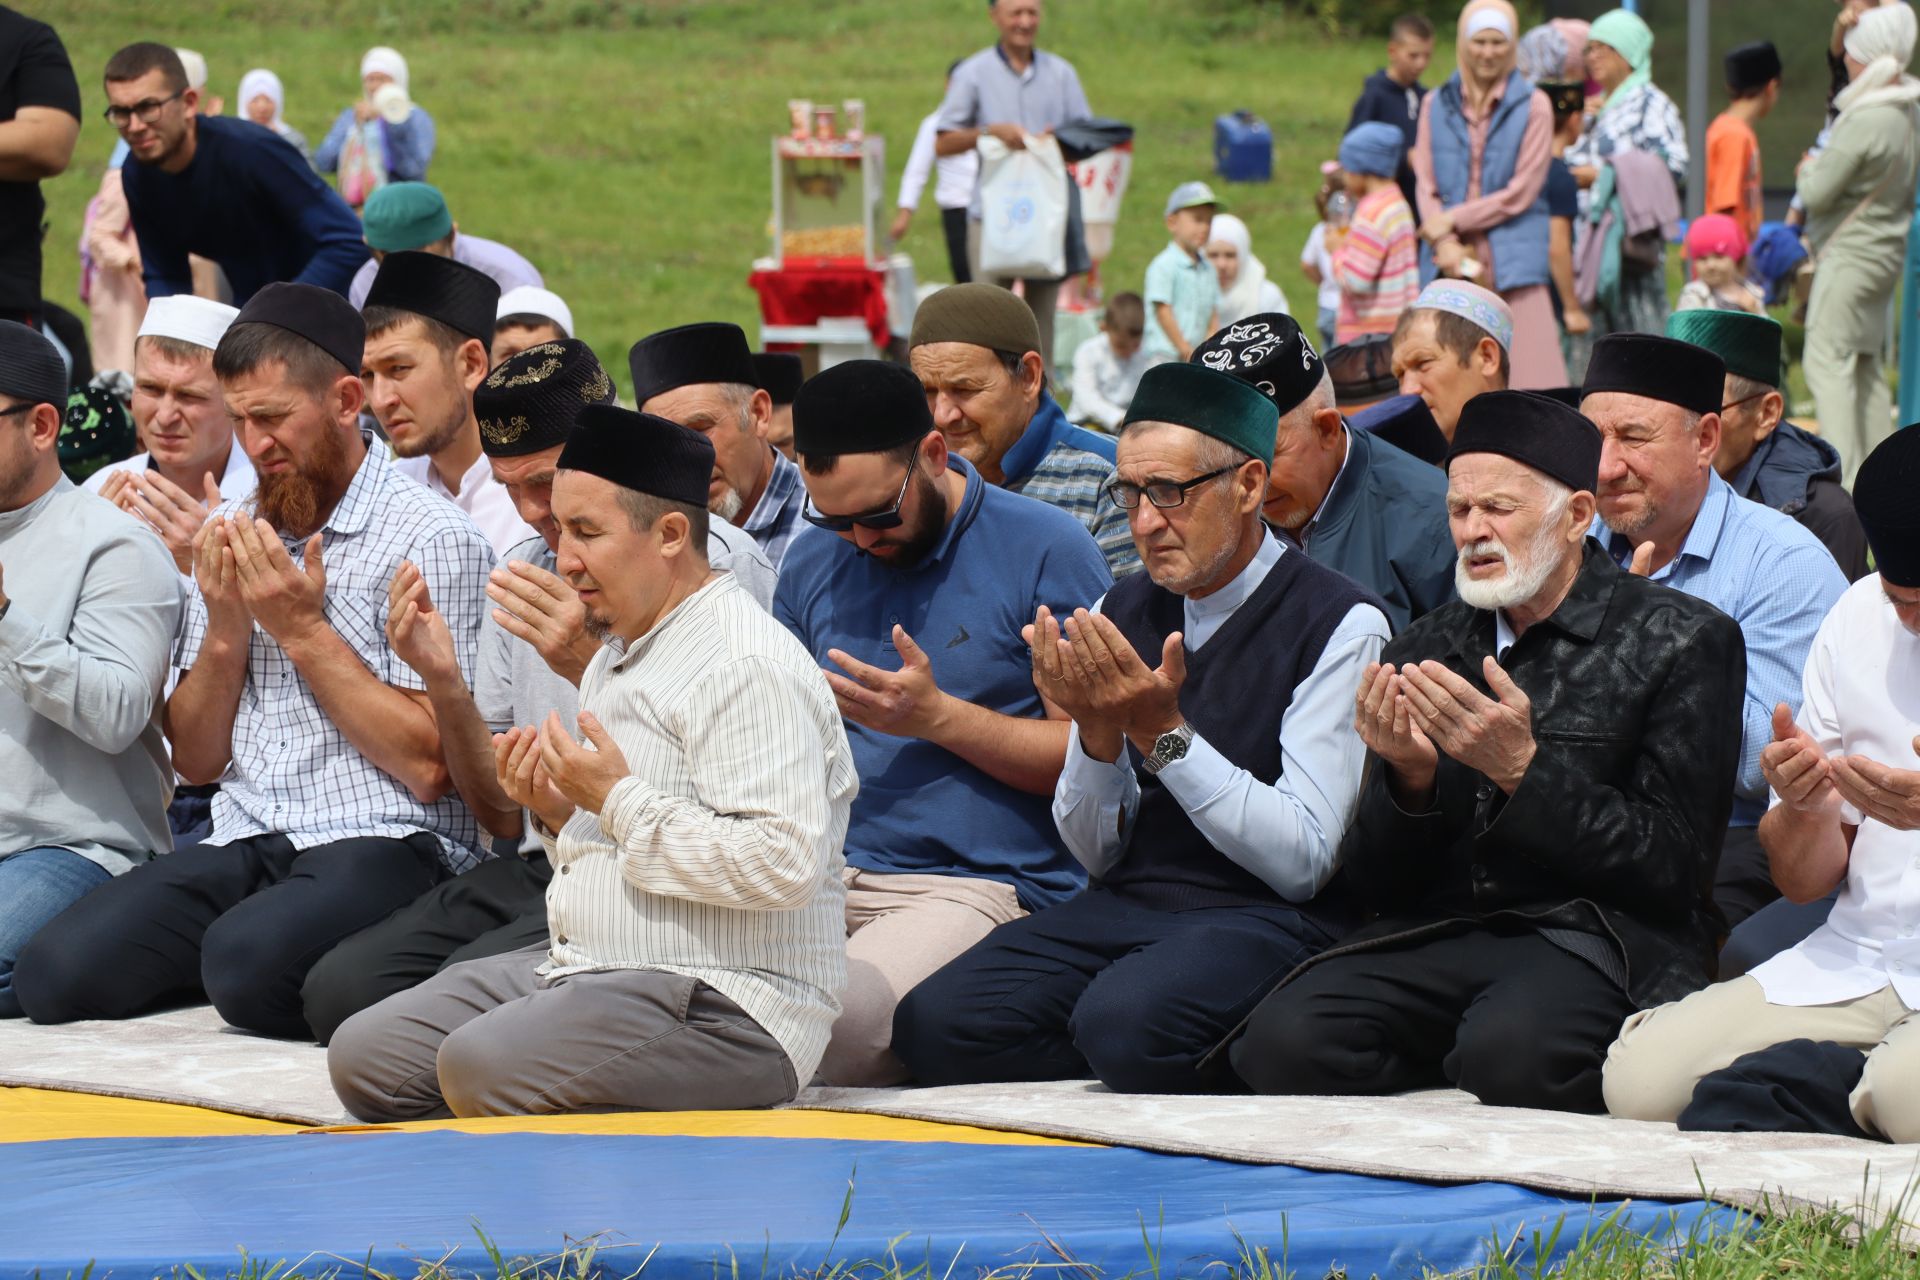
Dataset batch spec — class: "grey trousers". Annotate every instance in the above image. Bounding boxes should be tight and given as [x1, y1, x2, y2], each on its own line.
[967, 218, 1061, 370]
[327, 944, 797, 1121]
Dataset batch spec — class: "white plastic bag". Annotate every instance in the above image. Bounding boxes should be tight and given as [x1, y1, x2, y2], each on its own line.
[976, 133, 1069, 280]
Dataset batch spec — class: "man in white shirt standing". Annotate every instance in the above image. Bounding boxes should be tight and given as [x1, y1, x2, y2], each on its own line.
[363, 251, 537, 556]
[1605, 427, 1920, 1141]
[87, 296, 254, 575]
[328, 406, 855, 1118]
[892, 60, 980, 285]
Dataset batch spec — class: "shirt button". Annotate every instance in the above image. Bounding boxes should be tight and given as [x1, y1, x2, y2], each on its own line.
[1471, 864, 1489, 882]
[556, 935, 568, 946]
[1476, 784, 1494, 802]
[561, 864, 570, 875]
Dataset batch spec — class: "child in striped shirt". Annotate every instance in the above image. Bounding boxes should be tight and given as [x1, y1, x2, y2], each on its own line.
[1332, 122, 1420, 344]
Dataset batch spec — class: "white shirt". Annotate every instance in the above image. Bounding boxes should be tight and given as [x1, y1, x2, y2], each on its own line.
[83, 435, 259, 508]
[395, 451, 538, 557]
[1069, 332, 1153, 431]
[1053, 532, 1391, 901]
[1302, 223, 1341, 314]
[1751, 577, 1920, 1007]
[541, 572, 857, 1083]
[897, 110, 981, 213]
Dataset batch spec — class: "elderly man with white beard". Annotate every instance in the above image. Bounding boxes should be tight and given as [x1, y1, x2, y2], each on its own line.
[1227, 390, 1747, 1115]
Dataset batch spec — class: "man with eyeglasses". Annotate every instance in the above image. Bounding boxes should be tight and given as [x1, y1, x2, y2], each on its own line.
[0, 320, 180, 1016]
[1666, 309, 1870, 584]
[893, 361, 1389, 1092]
[771, 359, 1111, 1087]
[103, 42, 368, 304]
[1582, 334, 1847, 935]
[0, 6, 80, 331]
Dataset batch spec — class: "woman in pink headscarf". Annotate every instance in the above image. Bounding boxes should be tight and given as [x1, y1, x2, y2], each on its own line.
[1410, 0, 1568, 388]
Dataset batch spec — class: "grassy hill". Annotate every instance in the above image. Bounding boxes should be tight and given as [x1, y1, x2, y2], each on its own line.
[34, 0, 1415, 394]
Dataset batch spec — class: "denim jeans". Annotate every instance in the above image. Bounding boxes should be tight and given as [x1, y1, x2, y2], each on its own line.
[0, 847, 112, 1018]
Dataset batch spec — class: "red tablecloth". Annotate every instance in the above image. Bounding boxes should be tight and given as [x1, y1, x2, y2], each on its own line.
[747, 261, 890, 347]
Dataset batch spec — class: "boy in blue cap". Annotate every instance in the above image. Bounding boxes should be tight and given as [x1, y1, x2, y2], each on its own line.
[1333, 122, 1419, 344]
[1143, 182, 1223, 364]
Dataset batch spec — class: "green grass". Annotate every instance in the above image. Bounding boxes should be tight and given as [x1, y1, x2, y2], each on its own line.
[32, 0, 1460, 397]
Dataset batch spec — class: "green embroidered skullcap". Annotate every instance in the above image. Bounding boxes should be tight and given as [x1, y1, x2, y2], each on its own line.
[360, 181, 454, 252]
[1121, 362, 1279, 462]
[1664, 309, 1783, 389]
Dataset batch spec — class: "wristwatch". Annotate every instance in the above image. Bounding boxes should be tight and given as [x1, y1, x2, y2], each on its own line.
[1140, 722, 1195, 776]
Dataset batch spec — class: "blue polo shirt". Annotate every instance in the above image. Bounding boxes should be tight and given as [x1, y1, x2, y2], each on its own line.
[773, 456, 1113, 909]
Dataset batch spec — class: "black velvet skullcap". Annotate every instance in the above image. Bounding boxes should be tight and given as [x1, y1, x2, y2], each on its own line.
[1726, 41, 1783, 94]
[364, 250, 501, 344]
[1189, 313, 1325, 416]
[628, 322, 758, 410]
[228, 282, 365, 375]
[1854, 427, 1920, 588]
[0, 319, 68, 409]
[1583, 333, 1726, 418]
[1323, 333, 1399, 407]
[558, 404, 715, 508]
[1448, 390, 1603, 494]
[792, 359, 933, 457]
[475, 339, 616, 457]
[753, 352, 805, 406]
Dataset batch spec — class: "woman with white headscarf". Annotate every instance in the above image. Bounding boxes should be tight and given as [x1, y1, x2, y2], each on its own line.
[238, 68, 310, 161]
[1801, 2, 1920, 485]
[1410, 0, 1567, 387]
[314, 46, 437, 205]
[1205, 213, 1292, 325]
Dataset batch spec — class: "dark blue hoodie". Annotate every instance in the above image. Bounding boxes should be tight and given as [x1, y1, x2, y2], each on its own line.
[1347, 69, 1427, 211]
[1728, 423, 1871, 582]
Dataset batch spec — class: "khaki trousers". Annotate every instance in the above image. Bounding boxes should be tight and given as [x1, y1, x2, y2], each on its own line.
[816, 867, 1025, 1087]
[1602, 975, 1920, 1141]
[966, 218, 1062, 370]
[1802, 329, 1893, 489]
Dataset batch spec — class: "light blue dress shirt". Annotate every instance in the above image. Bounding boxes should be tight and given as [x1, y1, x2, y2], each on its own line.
[1053, 532, 1390, 902]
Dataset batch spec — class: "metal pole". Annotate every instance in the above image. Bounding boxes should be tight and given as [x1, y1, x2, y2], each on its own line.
[1686, 0, 1709, 218]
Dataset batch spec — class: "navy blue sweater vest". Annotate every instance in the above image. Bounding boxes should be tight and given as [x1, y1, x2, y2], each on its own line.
[1099, 548, 1380, 922]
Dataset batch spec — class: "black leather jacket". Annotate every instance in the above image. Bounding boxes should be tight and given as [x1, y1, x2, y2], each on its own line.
[1327, 539, 1747, 1009]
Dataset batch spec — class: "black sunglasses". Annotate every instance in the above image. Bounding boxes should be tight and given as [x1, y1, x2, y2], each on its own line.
[803, 453, 919, 532]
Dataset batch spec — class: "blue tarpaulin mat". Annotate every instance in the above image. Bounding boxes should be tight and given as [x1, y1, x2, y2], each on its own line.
[0, 1130, 1726, 1278]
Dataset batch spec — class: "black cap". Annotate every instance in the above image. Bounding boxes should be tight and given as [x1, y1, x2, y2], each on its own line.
[1347, 393, 1447, 467]
[792, 359, 932, 458]
[1448, 390, 1604, 494]
[628, 322, 758, 410]
[0, 320, 68, 409]
[558, 404, 715, 508]
[227, 282, 365, 376]
[1854, 428, 1920, 588]
[753, 352, 805, 406]
[1323, 334, 1399, 406]
[364, 250, 501, 345]
[475, 339, 616, 457]
[1726, 41, 1783, 94]
[1189, 313, 1325, 415]
[59, 385, 136, 482]
[1582, 333, 1726, 419]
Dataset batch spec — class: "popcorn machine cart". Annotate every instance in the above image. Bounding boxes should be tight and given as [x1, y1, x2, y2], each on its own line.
[749, 105, 911, 371]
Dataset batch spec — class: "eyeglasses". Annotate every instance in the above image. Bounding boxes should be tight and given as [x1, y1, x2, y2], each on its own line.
[0, 404, 35, 420]
[1104, 466, 1235, 511]
[1720, 388, 1773, 415]
[803, 453, 919, 532]
[103, 92, 182, 127]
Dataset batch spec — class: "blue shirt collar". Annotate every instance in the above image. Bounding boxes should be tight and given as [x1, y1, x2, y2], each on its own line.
[1598, 471, 1735, 578]
[921, 454, 988, 570]
[1185, 530, 1284, 649]
[744, 446, 802, 536]
[997, 393, 1073, 487]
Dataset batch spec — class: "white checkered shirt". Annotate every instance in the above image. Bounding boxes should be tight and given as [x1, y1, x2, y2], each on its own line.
[176, 433, 497, 871]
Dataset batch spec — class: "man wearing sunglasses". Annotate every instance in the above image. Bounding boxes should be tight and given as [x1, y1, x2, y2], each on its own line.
[895, 362, 1390, 1093]
[103, 42, 368, 304]
[1666, 309, 1870, 584]
[771, 359, 1112, 1088]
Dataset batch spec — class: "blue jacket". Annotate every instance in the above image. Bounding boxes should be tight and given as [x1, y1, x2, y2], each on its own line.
[122, 116, 370, 302]
[1300, 427, 1456, 633]
[1346, 69, 1427, 209]
[1728, 423, 1872, 583]
[1423, 69, 1551, 291]
[315, 106, 437, 183]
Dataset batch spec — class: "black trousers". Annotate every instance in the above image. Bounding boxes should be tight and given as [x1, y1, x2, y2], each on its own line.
[302, 852, 553, 1044]
[1715, 825, 1779, 932]
[14, 832, 444, 1039]
[892, 887, 1333, 1094]
[940, 206, 972, 285]
[1229, 928, 1637, 1114]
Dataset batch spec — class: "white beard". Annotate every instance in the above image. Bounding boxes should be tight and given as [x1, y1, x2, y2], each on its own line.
[711, 486, 744, 522]
[1454, 523, 1565, 612]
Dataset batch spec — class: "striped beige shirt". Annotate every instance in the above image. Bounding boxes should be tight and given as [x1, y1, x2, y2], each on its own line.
[540, 572, 855, 1082]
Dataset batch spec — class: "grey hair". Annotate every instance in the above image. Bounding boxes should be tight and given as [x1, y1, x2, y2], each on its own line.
[1725, 372, 1777, 404]
[1277, 369, 1337, 439]
[1535, 473, 1573, 523]
[1116, 418, 1256, 473]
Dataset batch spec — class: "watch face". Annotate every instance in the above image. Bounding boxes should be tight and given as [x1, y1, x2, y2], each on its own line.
[1156, 729, 1190, 762]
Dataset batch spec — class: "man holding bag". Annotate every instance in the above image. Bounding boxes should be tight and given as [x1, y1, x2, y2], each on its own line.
[936, 0, 1091, 369]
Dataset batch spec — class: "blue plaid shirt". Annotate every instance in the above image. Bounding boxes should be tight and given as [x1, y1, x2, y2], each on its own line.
[1001, 395, 1138, 578]
[742, 446, 809, 574]
[1596, 472, 1847, 825]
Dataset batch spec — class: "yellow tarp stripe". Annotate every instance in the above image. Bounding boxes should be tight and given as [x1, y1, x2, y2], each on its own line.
[1, 1087, 1085, 1147]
